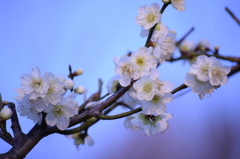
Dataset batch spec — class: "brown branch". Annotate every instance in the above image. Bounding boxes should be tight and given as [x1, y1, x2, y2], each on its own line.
[0, 130, 13, 146]
[167, 52, 240, 63]
[228, 63, 240, 77]
[225, 7, 240, 26]
[8, 103, 24, 138]
[68, 65, 74, 80]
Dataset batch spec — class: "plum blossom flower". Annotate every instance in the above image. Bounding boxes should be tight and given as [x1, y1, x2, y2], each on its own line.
[130, 112, 172, 136]
[190, 55, 218, 82]
[20, 67, 49, 95]
[171, 0, 186, 12]
[136, 3, 162, 30]
[130, 47, 157, 79]
[133, 75, 157, 101]
[45, 94, 78, 130]
[151, 30, 176, 63]
[184, 73, 219, 99]
[44, 72, 65, 106]
[179, 40, 196, 53]
[141, 93, 173, 115]
[114, 56, 136, 87]
[208, 62, 231, 86]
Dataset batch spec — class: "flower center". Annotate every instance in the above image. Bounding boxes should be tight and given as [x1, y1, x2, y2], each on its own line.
[32, 79, 42, 89]
[212, 68, 224, 77]
[146, 14, 155, 23]
[151, 95, 160, 104]
[135, 57, 145, 67]
[121, 64, 134, 77]
[143, 84, 152, 93]
[53, 105, 64, 116]
[201, 65, 209, 75]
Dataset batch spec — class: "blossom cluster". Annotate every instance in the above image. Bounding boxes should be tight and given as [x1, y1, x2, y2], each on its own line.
[136, 3, 176, 64]
[184, 55, 231, 99]
[14, 67, 79, 130]
[104, 2, 188, 136]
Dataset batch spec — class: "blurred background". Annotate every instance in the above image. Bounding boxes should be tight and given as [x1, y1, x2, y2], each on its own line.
[0, 0, 239, 158]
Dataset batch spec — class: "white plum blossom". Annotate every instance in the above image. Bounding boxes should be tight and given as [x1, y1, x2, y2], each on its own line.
[179, 40, 196, 53]
[171, 0, 186, 12]
[22, 94, 46, 113]
[44, 72, 65, 106]
[184, 73, 219, 99]
[130, 112, 172, 136]
[150, 68, 174, 95]
[114, 56, 136, 87]
[17, 96, 43, 124]
[161, 30, 176, 60]
[190, 55, 218, 82]
[136, 3, 162, 30]
[133, 75, 157, 101]
[45, 94, 78, 130]
[141, 93, 173, 115]
[124, 116, 138, 130]
[198, 39, 210, 51]
[130, 47, 157, 79]
[20, 67, 49, 95]
[208, 62, 231, 86]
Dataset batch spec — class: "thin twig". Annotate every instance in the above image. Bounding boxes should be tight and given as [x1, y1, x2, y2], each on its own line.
[171, 84, 188, 94]
[225, 7, 240, 26]
[98, 107, 142, 120]
[176, 27, 195, 46]
[145, 3, 169, 47]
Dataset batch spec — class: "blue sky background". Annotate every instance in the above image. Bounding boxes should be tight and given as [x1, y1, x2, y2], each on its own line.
[0, 0, 240, 159]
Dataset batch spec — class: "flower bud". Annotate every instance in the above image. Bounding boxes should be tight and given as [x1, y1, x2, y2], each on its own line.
[154, 23, 161, 31]
[3, 100, 8, 106]
[75, 69, 83, 76]
[162, 0, 170, 3]
[0, 107, 13, 120]
[64, 79, 75, 90]
[74, 86, 85, 94]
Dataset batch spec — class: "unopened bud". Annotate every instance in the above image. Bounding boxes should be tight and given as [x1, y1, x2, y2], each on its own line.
[75, 69, 83, 76]
[74, 86, 85, 94]
[64, 79, 75, 90]
[214, 45, 219, 51]
[0, 107, 13, 120]
[162, 0, 170, 3]
[2, 100, 8, 106]
[154, 23, 161, 31]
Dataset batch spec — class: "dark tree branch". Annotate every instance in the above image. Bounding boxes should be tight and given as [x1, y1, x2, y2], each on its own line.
[8, 103, 24, 138]
[225, 7, 240, 26]
[0, 130, 13, 146]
